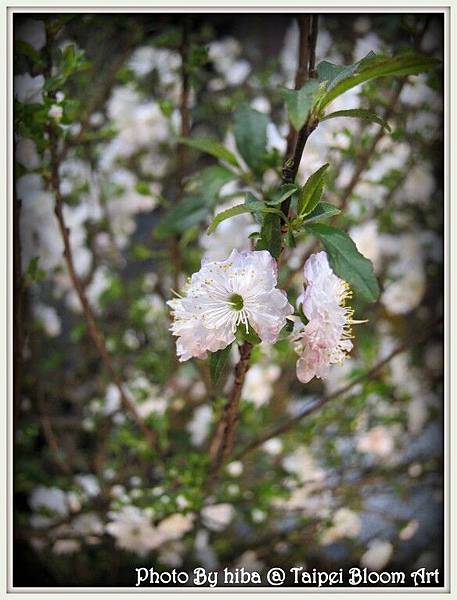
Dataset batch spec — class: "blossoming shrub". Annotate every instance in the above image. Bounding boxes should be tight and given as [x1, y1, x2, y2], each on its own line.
[14, 13, 444, 586]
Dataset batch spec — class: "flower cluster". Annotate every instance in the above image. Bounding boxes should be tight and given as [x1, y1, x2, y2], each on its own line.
[168, 248, 357, 384]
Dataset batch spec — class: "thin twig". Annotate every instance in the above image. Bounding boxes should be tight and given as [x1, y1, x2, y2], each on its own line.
[48, 125, 161, 457]
[338, 16, 430, 211]
[37, 391, 73, 475]
[207, 341, 252, 487]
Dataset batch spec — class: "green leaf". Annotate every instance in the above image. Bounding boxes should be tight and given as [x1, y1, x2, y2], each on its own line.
[176, 136, 240, 168]
[189, 165, 238, 201]
[256, 213, 282, 259]
[155, 166, 238, 237]
[26, 256, 45, 283]
[233, 104, 268, 175]
[245, 192, 265, 212]
[209, 345, 232, 386]
[267, 183, 298, 206]
[236, 325, 261, 346]
[285, 230, 296, 248]
[317, 52, 377, 90]
[318, 52, 439, 111]
[316, 61, 348, 85]
[135, 181, 151, 195]
[306, 223, 380, 303]
[154, 196, 208, 238]
[321, 108, 391, 131]
[207, 204, 251, 234]
[301, 202, 341, 225]
[280, 80, 320, 130]
[14, 40, 44, 66]
[297, 163, 329, 216]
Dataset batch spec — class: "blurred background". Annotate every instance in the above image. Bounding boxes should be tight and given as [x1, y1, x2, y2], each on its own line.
[13, 12, 444, 587]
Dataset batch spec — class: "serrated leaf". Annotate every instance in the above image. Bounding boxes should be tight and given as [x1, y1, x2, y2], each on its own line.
[207, 204, 251, 234]
[317, 52, 377, 91]
[176, 136, 240, 167]
[301, 202, 341, 225]
[255, 213, 282, 259]
[209, 345, 232, 385]
[233, 104, 268, 175]
[306, 223, 380, 303]
[267, 183, 298, 206]
[321, 108, 391, 131]
[280, 79, 320, 130]
[245, 192, 265, 212]
[318, 52, 439, 111]
[297, 163, 329, 216]
[245, 192, 287, 219]
[317, 61, 347, 85]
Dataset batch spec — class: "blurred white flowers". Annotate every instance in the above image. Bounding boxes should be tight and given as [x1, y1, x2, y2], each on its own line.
[321, 507, 362, 545]
[199, 200, 257, 261]
[14, 73, 45, 104]
[201, 503, 235, 531]
[168, 249, 293, 361]
[357, 425, 395, 458]
[16, 19, 46, 51]
[360, 539, 393, 571]
[293, 251, 356, 383]
[106, 507, 194, 556]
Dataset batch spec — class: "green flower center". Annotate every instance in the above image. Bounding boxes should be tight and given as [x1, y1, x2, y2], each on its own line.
[229, 293, 244, 311]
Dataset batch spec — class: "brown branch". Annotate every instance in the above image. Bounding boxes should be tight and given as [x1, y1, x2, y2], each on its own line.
[285, 15, 311, 157]
[37, 391, 73, 475]
[207, 340, 252, 487]
[234, 317, 442, 460]
[47, 125, 161, 457]
[206, 15, 319, 488]
[281, 15, 319, 253]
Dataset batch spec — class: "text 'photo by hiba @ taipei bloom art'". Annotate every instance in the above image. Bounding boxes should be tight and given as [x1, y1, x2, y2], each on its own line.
[13, 12, 444, 589]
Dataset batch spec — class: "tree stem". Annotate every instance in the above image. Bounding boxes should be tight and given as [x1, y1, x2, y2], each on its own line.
[207, 341, 252, 487]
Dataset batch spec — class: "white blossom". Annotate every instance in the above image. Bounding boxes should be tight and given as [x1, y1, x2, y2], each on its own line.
[187, 405, 213, 446]
[48, 104, 63, 120]
[168, 249, 293, 361]
[360, 539, 393, 571]
[16, 137, 40, 170]
[156, 513, 194, 541]
[201, 503, 235, 532]
[106, 506, 162, 556]
[16, 19, 46, 51]
[33, 304, 61, 337]
[321, 508, 362, 545]
[349, 221, 380, 272]
[399, 519, 419, 541]
[357, 426, 395, 458]
[14, 73, 45, 104]
[293, 252, 356, 383]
